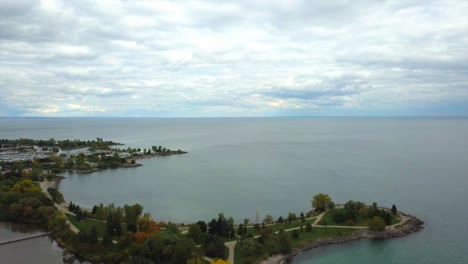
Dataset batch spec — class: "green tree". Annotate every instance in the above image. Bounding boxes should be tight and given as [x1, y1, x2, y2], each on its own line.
[124, 203, 143, 232]
[240, 238, 261, 257]
[279, 229, 292, 254]
[287, 212, 297, 223]
[102, 229, 112, 245]
[76, 206, 83, 221]
[167, 222, 179, 235]
[369, 216, 386, 231]
[205, 235, 225, 258]
[312, 193, 333, 212]
[291, 229, 300, 239]
[188, 224, 202, 244]
[391, 204, 397, 215]
[88, 225, 99, 244]
[172, 238, 196, 264]
[196, 220, 207, 233]
[263, 214, 274, 224]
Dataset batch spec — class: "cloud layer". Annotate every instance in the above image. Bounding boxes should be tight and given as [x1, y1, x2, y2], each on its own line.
[1, 0, 467, 117]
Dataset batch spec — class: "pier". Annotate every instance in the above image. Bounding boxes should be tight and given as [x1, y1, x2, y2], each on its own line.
[0, 232, 52, 246]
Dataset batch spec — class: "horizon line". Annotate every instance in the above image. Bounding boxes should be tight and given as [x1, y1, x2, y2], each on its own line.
[1, 115, 467, 119]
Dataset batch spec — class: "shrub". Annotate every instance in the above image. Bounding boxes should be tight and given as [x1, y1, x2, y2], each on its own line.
[369, 216, 386, 231]
[291, 229, 300, 239]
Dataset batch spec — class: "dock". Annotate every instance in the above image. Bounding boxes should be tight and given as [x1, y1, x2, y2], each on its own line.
[0, 232, 52, 246]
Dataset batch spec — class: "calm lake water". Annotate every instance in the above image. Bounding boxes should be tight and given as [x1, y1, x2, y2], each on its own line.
[0, 222, 64, 264]
[0, 117, 467, 263]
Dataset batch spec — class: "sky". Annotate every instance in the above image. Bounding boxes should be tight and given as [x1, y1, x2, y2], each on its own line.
[0, 0, 467, 117]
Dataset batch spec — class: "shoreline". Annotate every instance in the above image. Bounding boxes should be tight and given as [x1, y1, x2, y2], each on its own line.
[38, 180, 425, 264]
[262, 213, 424, 264]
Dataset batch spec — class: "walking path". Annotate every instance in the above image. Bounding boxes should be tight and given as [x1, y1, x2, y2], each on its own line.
[225, 241, 237, 264]
[38, 181, 79, 233]
[202, 256, 215, 263]
[312, 210, 409, 229]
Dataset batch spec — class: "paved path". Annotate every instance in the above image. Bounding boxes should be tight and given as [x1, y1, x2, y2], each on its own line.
[312, 210, 410, 229]
[38, 181, 79, 234]
[202, 256, 215, 263]
[312, 211, 326, 226]
[225, 240, 237, 264]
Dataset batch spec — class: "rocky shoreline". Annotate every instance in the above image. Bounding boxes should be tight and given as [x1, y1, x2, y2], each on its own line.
[264, 213, 424, 264]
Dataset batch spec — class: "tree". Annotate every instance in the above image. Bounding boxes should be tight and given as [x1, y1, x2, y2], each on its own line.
[300, 212, 305, 222]
[391, 204, 397, 215]
[291, 229, 300, 239]
[102, 229, 112, 245]
[237, 224, 245, 236]
[312, 193, 333, 212]
[196, 221, 207, 233]
[369, 216, 386, 231]
[287, 212, 297, 223]
[166, 222, 179, 235]
[172, 238, 196, 264]
[263, 214, 274, 224]
[239, 238, 261, 257]
[253, 223, 260, 231]
[208, 219, 218, 235]
[277, 229, 292, 254]
[188, 224, 202, 244]
[124, 203, 143, 232]
[76, 206, 83, 221]
[89, 225, 99, 244]
[205, 235, 225, 258]
[276, 216, 284, 224]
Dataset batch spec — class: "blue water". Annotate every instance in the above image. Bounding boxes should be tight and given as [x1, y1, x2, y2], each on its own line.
[0, 117, 467, 264]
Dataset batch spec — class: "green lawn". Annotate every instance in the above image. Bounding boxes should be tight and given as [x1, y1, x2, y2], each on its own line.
[66, 214, 107, 237]
[276, 217, 316, 230]
[234, 226, 357, 263]
[244, 218, 316, 237]
[290, 226, 356, 247]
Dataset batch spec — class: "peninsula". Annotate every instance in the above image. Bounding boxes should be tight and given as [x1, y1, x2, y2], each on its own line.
[0, 138, 187, 176]
[0, 139, 423, 264]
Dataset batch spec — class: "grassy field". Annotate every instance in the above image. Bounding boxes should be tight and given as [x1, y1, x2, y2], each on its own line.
[290, 226, 356, 247]
[66, 214, 107, 237]
[234, 225, 357, 263]
[244, 217, 316, 237]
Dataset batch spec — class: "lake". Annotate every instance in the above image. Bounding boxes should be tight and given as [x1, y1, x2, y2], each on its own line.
[0, 117, 467, 263]
[0, 222, 64, 264]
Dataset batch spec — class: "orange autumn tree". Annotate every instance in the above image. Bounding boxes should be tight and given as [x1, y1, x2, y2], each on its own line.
[10, 179, 42, 193]
[134, 213, 160, 242]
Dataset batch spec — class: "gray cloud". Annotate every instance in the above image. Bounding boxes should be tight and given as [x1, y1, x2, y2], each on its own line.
[0, 0, 467, 117]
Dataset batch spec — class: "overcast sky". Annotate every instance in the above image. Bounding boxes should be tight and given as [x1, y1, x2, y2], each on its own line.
[0, 0, 467, 117]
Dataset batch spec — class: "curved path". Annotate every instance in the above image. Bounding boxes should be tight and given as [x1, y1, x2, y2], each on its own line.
[312, 210, 409, 229]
